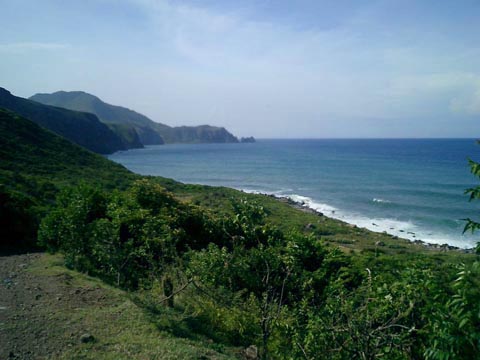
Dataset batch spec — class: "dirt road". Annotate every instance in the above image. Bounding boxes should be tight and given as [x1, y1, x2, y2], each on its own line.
[0, 253, 107, 359]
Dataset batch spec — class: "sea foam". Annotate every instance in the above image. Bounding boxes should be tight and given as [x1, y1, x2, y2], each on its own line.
[242, 189, 473, 249]
[372, 198, 391, 204]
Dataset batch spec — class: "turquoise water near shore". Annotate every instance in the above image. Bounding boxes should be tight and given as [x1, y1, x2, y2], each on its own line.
[109, 139, 480, 248]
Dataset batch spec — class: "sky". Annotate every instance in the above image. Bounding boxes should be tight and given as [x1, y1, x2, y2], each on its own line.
[1, 0, 479, 138]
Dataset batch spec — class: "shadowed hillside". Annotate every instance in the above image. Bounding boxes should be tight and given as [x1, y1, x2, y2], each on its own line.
[0, 88, 126, 154]
[0, 108, 137, 252]
[30, 90, 239, 144]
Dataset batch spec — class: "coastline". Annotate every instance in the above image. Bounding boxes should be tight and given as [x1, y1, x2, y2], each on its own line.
[241, 190, 475, 253]
[109, 139, 479, 251]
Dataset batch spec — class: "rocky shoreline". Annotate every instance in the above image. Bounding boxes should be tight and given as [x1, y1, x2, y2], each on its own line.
[261, 193, 475, 254]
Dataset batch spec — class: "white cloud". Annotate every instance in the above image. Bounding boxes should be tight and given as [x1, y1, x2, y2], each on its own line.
[94, 1, 479, 131]
[3, 0, 479, 137]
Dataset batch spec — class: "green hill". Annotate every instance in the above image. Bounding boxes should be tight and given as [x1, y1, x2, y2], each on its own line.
[0, 108, 137, 252]
[1, 105, 478, 360]
[30, 90, 164, 145]
[30, 91, 239, 144]
[0, 88, 126, 154]
[160, 125, 239, 144]
[106, 123, 143, 149]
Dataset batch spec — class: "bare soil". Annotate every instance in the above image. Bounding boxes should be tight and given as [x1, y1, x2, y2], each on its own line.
[0, 253, 109, 359]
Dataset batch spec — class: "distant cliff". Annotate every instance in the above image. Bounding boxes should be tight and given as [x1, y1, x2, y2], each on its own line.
[106, 123, 144, 149]
[30, 91, 240, 145]
[0, 88, 126, 154]
[161, 125, 239, 144]
[240, 136, 256, 143]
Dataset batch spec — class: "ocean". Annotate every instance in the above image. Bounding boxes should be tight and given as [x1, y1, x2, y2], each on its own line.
[109, 139, 480, 248]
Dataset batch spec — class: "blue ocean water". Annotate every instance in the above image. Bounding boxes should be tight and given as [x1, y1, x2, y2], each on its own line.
[109, 139, 480, 248]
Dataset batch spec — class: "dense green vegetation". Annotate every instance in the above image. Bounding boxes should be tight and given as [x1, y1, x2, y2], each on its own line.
[38, 178, 479, 359]
[0, 108, 136, 252]
[30, 90, 240, 144]
[0, 88, 126, 154]
[1, 105, 479, 358]
[464, 141, 480, 254]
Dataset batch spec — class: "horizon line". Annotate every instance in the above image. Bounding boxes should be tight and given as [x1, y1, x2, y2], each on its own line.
[249, 137, 480, 140]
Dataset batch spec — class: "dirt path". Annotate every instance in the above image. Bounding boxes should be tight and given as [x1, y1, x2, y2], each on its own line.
[0, 253, 63, 359]
[0, 253, 239, 360]
[0, 253, 108, 359]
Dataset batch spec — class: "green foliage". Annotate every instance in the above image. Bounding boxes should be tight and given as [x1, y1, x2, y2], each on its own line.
[4, 108, 479, 358]
[30, 90, 166, 145]
[425, 262, 480, 360]
[35, 180, 480, 359]
[37, 180, 480, 359]
[38, 180, 217, 289]
[187, 200, 350, 358]
[0, 88, 126, 154]
[0, 185, 41, 253]
[30, 90, 239, 144]
[0, 108, 137, 251]
[38, 184, 109, 266]
[424, 142, 480, 359]
[464, 154, 480, 253]
[287, 266, 442, 360]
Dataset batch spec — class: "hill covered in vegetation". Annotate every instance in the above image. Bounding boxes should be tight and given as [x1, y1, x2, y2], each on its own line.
[0, 88, 126, 154]
[30, 90, 240, 145]
[0, 108, 137, 251]
[1, 105, 479, 359]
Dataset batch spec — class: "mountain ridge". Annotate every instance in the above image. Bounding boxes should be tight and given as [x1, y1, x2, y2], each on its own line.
[0, 88, 126, 154]
[30, 90, 240, 145]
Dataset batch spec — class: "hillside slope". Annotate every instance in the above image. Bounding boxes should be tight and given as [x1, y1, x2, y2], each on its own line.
[0, 253, 238, 359]
[30, 91, 239, 144]
[0, 108, 137, 251]
[0, 88, 125, 154]
[106, 123, 144, 149]
[1, 105, 476, 360]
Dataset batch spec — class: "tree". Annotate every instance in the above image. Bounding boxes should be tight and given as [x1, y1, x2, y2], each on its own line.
[424, 142, 480, 359]
[38, 180, 185, 289]
[38, 183, 108, 271]
[463, 142, 480, 253]
[188, 199, 350, 359]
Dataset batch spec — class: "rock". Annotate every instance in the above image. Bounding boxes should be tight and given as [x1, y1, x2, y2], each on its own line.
[240, 136, 256, 143]
[80, 333, 95, 343]
[375, 241, 385, 247]
[244, 345, 258, 359]
[304, 223, 315, 230]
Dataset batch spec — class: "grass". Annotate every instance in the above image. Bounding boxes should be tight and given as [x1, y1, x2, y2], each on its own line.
[26, 254, 240, 360]
[153, 178, 475, 258]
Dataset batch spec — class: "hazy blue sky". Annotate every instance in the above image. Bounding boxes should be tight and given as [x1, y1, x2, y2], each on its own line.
[1, 0, 479, 137]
